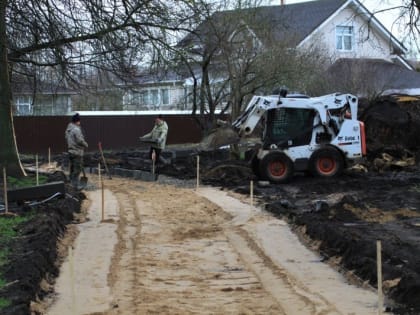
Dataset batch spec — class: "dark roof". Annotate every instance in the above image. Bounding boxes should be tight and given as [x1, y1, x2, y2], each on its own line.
[257, 0, 346, 43]
[179, 0, 346, 48]
[122, 69, 186, 86]
[11, 77, 76, 95]
[327, 58, 420, 94]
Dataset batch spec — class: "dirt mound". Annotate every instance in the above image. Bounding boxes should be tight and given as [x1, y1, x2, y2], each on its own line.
[361, 97, 420, 163]
[0, 175, 84, 315]
[198, 126, 240, 151]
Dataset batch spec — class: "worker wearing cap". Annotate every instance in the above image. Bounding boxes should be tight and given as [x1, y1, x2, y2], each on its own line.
[139, 114, 168, 178]
[65, 113, 88, 188]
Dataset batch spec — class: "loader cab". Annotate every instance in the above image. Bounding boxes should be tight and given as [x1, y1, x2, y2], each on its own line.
[263, 107, 315, 149]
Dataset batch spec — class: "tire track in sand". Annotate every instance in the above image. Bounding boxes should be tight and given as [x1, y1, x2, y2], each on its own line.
[103, 178, 383, 315]
[105, 180, 285, 314]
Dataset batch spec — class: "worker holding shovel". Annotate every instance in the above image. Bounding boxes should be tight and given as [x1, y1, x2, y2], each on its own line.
[65, 113, 88, 189]
[139, 114, 168, 180]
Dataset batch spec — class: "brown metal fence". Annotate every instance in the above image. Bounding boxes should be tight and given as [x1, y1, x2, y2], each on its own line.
[14, 114, 205, 154]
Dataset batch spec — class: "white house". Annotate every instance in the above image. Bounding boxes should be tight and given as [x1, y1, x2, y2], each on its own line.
[173, 0, 419, 100]
[295, 0, 411, 69]
[119, 71, 187, 111]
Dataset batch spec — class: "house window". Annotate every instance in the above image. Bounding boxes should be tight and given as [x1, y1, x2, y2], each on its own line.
[124, 88, 171, 109]
[131, 91, 142, 105]
[15, 96, 33, 115]
[150, 90, 159, 105]
[336, 26, 353, 51]
[161, 89, 169, 105]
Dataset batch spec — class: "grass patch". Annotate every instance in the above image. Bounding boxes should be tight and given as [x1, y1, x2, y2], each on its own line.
[0, 215, 31, 270]
[0, 215, 30, 242]
[0, 297, 11, 308]
[6, 175, 48, 189]
[0, 249, 8, 269]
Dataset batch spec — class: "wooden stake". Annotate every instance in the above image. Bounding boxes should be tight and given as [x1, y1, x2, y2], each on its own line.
[377, 240, 383, 315]
[196, 155, 200, 190]
[3, 168, 8, 214]
[69, 246, 76, 314]
[99, 163, 104, 221]
[48, 147, 51, 167]
[250, 180, 254, 207]
[36, 154, 39, 186]
[152, 149, 156, 176]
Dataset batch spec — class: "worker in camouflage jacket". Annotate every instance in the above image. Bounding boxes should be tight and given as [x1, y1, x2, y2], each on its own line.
[65, 113, 88, 188]
[139, 114, 168, 179]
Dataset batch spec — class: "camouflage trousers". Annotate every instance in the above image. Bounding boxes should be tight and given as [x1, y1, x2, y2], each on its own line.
[69, 153, 83, 187]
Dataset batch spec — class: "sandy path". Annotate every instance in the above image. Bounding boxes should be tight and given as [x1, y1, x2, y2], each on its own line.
[45, 177, 390, 315]
[46, 189, 119, 314]
[197, 188, 387, 315]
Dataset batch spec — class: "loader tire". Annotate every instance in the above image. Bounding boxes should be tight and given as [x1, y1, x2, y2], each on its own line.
[259, 152, 293, 183]
[309, 147, 344, 177]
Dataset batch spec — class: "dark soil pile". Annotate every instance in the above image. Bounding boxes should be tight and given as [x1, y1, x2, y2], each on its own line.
[360, 96, 420, 164]
[0, 176, 84, 315]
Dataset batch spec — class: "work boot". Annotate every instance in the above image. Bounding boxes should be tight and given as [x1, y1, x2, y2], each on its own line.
[71, 179, 83, 190]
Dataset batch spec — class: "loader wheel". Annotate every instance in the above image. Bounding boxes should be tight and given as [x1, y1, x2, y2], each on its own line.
[309, 147, 344, 177]
[259, 152, 293, 183]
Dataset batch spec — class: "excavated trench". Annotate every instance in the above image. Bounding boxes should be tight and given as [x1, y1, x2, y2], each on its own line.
[1, 96, 420, 315]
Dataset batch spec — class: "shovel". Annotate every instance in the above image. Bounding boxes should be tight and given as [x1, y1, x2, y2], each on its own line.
[80, 167, 88, 188]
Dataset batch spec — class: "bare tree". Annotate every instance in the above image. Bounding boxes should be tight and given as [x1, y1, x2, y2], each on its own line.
[169, 0, 230, 131]
[0, 0, 191, 175]
[360, 0, 420, 55]
[174, 1, 330, 134]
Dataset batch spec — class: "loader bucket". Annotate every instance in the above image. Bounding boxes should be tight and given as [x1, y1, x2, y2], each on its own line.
[198, 126, 240, 151]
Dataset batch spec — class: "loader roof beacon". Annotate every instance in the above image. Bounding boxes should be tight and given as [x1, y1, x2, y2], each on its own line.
[232, 92, 366, 183]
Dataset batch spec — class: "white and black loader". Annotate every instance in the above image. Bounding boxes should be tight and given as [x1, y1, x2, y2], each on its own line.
[229, 91, 366, 183]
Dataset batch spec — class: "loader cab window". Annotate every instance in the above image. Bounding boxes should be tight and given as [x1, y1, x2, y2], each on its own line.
[264, 108, 315, 148]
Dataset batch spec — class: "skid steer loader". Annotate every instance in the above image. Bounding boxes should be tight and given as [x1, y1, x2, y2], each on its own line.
[201, 91, 366, 183]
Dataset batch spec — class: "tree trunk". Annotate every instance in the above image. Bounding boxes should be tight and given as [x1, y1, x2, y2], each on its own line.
[0, 0, 25, 176]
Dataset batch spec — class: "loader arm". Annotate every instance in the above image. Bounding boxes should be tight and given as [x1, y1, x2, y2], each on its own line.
[232, 95, 282, 136]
